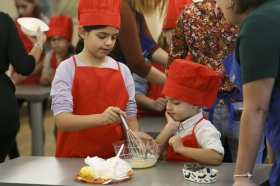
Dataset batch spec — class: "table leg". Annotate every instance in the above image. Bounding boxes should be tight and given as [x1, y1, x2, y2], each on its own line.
[29, 102, 44, 156]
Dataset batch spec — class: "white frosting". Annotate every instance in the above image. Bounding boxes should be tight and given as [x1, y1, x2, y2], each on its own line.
[85, 156, 132, 179]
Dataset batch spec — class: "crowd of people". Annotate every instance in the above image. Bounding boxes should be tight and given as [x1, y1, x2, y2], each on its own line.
[1, 0, 279, 185]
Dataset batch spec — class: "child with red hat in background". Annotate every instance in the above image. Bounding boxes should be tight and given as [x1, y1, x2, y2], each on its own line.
[40, 14, 74, 86]
[51, 0, 152, 158]
[40, 14, 74, 140]
[134, 0, 192, 120]
[156, 59, 224, 165]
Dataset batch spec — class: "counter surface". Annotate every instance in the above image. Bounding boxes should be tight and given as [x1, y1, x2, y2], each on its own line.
[0, 156, 270, 186]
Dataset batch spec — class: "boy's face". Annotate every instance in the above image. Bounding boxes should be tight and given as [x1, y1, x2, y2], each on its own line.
[165, 96, 199, 121]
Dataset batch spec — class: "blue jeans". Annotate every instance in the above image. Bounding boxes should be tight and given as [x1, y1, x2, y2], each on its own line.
[203, 102, 265, 163]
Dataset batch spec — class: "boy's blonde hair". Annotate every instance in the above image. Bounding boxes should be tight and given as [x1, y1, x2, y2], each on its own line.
[130, 0, 167, 17]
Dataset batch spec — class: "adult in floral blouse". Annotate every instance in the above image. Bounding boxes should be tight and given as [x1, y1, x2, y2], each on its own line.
[167, 0, 265, 163]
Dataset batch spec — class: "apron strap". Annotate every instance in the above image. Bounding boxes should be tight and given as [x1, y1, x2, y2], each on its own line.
[203, 93, 243, 130]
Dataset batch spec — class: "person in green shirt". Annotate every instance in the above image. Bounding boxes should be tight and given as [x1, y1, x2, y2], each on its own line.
[215, 0, 280, 185]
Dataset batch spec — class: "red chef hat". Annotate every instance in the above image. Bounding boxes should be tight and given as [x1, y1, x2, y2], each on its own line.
[47, 14, 73, 42]
[163, 0, 193, 29]
[78, 0, 122, 29]
[162, 59, 221, 108]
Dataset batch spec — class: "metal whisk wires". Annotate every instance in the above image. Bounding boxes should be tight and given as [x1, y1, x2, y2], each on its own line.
[119, 114, 146, 159]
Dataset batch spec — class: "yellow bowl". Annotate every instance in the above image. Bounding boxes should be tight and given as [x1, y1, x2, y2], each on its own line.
[112, 140, 163, 169]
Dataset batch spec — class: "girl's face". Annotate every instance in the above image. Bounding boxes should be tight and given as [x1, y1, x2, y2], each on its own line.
[165, 96, 200, 121]
[82, 26, 119, 59]
[49, 36, 70, 55]
[15, 0, 36, 17]
[163, 28, 175, 47]
[215, 0, 240, 25]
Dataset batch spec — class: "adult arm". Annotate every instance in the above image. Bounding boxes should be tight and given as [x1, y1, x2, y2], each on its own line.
[150, 45, 168, 66]
[233, 78, 273, 184]
[4, 13, 45, 75]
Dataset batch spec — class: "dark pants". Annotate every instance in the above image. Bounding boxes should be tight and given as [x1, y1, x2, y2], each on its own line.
[8, 98, 48, 159]
[0, 131, 17, 163]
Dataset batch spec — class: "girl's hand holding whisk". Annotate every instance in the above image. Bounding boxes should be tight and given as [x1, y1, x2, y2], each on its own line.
[99, 106, 126, 125]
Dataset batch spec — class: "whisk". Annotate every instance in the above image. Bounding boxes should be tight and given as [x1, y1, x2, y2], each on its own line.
[119, 114, 147, 159]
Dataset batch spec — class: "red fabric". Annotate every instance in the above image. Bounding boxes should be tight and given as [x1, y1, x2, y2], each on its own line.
[163, 0, 193, 29]
[165, 117, 203, 161]
[137, 62, 166, 119]
[47, 15, 73, 42]
[162, 59, 221, 108]
[50, 53, 67, 70]
[55, 57, 127, 158]
[78, 0, 122, 28]
[12, 19, 43, 84]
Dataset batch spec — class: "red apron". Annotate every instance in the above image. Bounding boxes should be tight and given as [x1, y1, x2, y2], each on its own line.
[137, 62, 166, 119]
[165, 117, 203, 161]
[55, 57, 127, 158]
[50, 53, 66, 70]
[12, 18, 43, 84]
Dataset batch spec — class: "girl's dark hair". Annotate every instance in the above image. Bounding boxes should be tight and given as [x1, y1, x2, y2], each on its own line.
[68, 45, 75, 56]
[232, 0, 267, 14]
[75, 25, 107, 54]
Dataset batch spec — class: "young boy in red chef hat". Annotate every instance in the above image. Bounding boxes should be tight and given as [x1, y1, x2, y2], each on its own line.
[51, 0, 152, 158]
[156, 59, 224, 165]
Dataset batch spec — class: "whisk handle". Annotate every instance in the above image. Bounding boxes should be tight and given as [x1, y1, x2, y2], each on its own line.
[119, 114, 130, 131]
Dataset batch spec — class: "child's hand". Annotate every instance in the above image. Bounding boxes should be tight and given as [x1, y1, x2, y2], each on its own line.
[99, 106, 125, 125]
[165, 111, 180, 131]
[169, 135, 183, 153]
[133, 131, 153, 141]
[151, 97, 166, 112]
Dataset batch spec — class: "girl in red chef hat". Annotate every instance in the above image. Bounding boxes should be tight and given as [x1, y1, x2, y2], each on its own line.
[134, 0, 193, 120]
[156, 59, 224, 165]
[51, 0, 152, 158]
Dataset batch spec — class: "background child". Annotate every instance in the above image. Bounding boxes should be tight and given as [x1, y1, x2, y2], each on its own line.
[40, 14, 74, 86]
[156, 59, 224, 165]
[51, 0, 151, 158]
[134, 0, 192, 120]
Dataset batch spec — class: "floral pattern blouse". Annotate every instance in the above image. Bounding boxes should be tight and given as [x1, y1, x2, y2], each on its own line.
[167, 0, 241, 102]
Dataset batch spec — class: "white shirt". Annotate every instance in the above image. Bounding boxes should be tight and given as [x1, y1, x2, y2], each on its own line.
[175, 111, 224, 155]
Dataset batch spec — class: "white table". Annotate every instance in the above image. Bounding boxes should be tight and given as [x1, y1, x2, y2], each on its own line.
[0, 156, 271, 186]
[15, 85, 51, 156]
